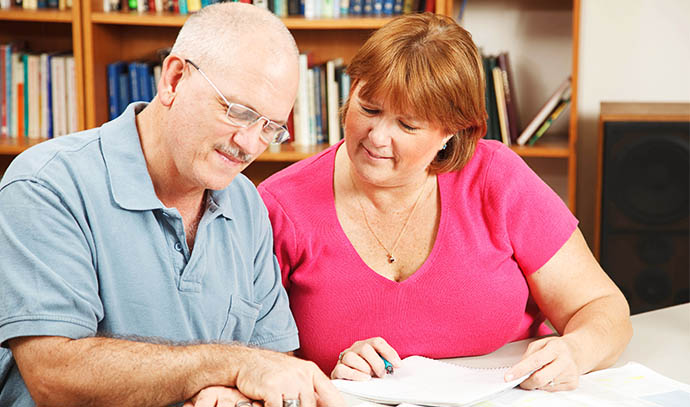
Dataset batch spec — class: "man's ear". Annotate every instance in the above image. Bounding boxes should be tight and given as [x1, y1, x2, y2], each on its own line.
[157, 55, 186, 107]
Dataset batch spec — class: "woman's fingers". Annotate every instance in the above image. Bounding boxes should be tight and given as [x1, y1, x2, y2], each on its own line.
[331, 362, 374, 381]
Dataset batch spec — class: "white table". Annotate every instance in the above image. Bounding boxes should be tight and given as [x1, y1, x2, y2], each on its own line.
[343, 302, 690, 405]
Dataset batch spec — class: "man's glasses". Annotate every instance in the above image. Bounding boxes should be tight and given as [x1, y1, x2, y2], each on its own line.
[185, 59, 290, 145]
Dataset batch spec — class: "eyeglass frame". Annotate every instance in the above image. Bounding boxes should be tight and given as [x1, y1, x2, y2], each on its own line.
[185, 59, 290, 145]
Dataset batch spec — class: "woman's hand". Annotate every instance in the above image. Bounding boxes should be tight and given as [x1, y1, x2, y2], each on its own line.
[183, 386, 260, 407]
[331, 337, 402, 381]
[504, 336, 580, 392]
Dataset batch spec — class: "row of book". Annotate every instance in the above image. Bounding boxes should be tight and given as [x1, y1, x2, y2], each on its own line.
[292, 56, 350, 146]
[102, 0, 436, 17]
[482, 51, 571, 146]
[107, 61, 161, 120]
[105, 53, 351, 146]
[0, 45, 79, 139]
[0, 0, 73, 10]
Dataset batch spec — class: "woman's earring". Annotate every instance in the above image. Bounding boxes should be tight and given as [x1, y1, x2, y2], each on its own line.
[441, 143, 447, 150]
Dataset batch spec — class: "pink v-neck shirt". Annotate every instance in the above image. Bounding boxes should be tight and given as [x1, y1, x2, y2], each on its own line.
[258, 139, 578, 374]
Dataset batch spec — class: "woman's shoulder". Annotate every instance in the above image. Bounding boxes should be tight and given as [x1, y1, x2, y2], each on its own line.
[258, 142, 339, 205]
[441, 139, 520, 181]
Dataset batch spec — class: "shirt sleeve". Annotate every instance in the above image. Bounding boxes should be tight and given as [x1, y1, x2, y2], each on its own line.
[246, 196, 299, 352]
[0, 179, 103, 347]
[482, 145, 579, 275]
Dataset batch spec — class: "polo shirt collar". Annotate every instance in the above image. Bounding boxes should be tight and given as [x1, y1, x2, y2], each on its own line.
[208, 188, 234, 220]
[101, 102, 165, 212]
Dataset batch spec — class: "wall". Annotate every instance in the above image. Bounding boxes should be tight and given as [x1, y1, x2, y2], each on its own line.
[577, 0, 690, 245]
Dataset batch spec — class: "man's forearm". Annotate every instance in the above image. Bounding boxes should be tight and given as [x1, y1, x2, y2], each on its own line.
[10, 336, 247, 407]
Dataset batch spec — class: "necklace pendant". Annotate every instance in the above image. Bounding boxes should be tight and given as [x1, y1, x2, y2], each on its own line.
[388, 255, 396, 264]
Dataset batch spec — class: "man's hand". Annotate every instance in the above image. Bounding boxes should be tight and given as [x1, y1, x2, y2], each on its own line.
[234, 349, 345, 407]
[183, 386, 260, 407]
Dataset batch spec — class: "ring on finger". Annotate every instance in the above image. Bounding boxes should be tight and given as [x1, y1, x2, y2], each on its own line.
[283, 399, 300, 407]
[338, 351, 346, 362]
[235, 401, 253, 407]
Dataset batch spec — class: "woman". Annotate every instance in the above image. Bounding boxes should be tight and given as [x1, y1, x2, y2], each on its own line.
[258, 13, 631, 391]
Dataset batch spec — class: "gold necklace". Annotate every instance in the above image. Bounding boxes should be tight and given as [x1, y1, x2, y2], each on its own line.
[350, 171, 429, 264]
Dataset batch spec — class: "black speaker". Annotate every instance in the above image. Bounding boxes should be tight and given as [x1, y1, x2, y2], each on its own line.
[597, 109, 689, 315]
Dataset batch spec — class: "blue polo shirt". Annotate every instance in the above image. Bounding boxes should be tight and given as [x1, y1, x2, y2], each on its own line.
[0, 103, 299, 405]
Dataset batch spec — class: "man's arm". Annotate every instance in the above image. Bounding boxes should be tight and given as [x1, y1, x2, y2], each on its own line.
[10, 335, 342, 407]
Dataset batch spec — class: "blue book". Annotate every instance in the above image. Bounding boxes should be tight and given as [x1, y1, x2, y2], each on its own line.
[179, 0, 188, 14]
[118, 71, 131, 113]
[349, 0, 362, 15]
[312, 65, 323, 143]
[137, 63, 152, 103]
[107, 62, 122, 120]
[363, 0, 373, 15]
[45, 54, 53, 138]
[392, 0, 401, 14]
[128, 62, 140, 102]
[372, 0, 382, 15]
[383, 0, 393, 15]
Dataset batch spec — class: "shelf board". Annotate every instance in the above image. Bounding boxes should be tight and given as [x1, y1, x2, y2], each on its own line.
[0, 136, 48, 155]
[510, 139, 570, 158]
[282, 16, 393, 29]
[91, 11, 187, 26]
[256, 143, 331, 162]
[90, 11, 392, 29]
[0, 7, 72, 22]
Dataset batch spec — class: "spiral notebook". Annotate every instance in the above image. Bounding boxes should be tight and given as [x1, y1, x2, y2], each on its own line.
[332, 356, 529, 407]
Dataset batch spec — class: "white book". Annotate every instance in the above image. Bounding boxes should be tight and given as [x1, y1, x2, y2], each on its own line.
[307, 68, 316, 145]
[253, 0, 268, 8]
[492, 66, 510, 146]
[65, 56, 78, 134]
[27, 54, 41, 139]
[516, 77, 571, 146]
[39, 53, 50, 139]
[333, 356, 528, 407]
[155, 0, 163, 12]
[326, 59, 340, 145]
[51, 55, 67, 137]
[293, 54, 310, 146]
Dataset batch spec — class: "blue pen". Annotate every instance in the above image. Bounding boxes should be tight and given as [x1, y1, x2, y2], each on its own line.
[381, 355, 394, 374]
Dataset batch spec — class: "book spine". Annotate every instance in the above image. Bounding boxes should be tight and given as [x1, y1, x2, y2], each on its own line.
[107, 62, 120, 121]
[40, 53, 49, 139]
[0, 45, 6, 137]
[45, 54, 52, 138]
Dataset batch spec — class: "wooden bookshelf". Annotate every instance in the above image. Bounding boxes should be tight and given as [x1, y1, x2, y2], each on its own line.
[0, 136, 48, 155]
[0, 2, 85, 136]
[76, 0, 579, 196]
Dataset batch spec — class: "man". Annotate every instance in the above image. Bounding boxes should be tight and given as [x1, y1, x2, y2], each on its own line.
[0, 3, 343, 406]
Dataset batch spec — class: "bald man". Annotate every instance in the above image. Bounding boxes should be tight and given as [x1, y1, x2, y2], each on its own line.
[0, 3, 342, 406]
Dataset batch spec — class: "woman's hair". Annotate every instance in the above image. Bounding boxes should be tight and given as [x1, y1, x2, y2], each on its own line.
[344, 12, 487, 173]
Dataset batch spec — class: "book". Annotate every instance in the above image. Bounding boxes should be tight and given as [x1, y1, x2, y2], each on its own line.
[292, 53, 310, 146]
[492, 66, 510, 145]
[496, 52, 520, 143]
[526, 90, 571, 146]
[332, 356, 528, 406]
[516, 76, 571, 146]
[482, 55, 500, 141]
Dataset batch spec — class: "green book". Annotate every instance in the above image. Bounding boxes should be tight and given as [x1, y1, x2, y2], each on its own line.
[527, 96, 571, 146]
